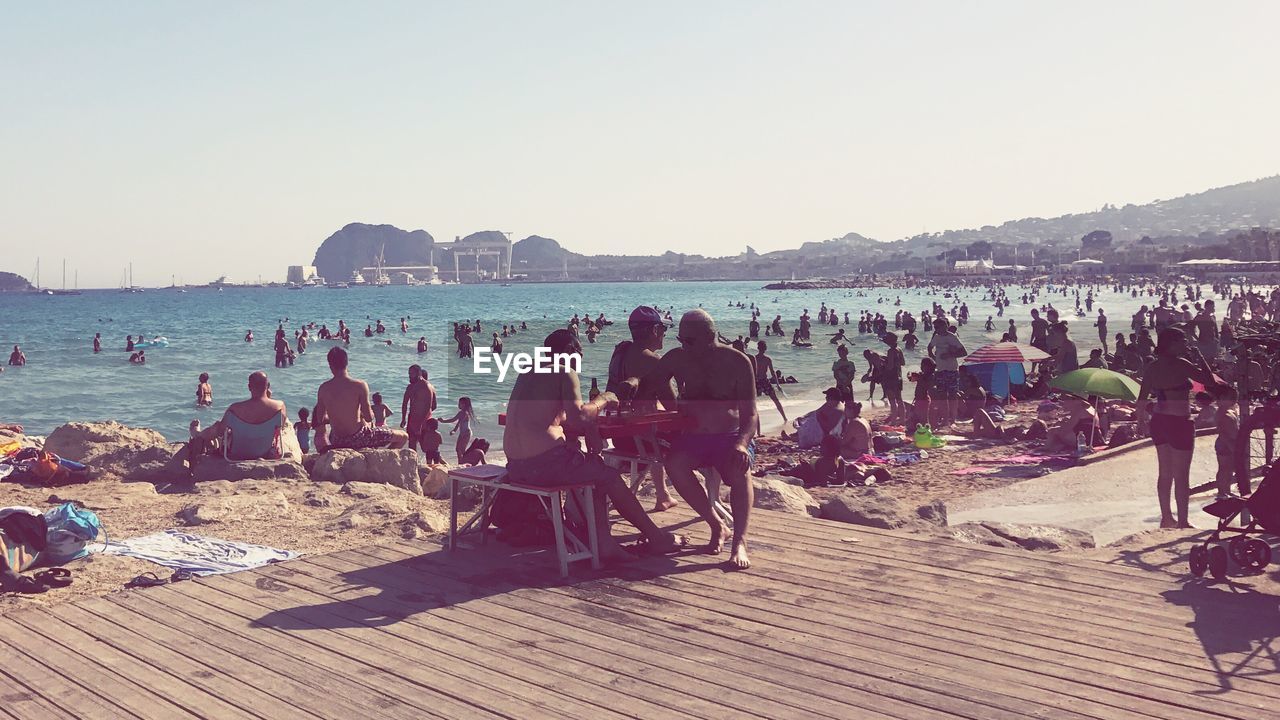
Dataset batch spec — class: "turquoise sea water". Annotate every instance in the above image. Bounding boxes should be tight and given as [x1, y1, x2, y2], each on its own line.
[0, 280, 1187, 447]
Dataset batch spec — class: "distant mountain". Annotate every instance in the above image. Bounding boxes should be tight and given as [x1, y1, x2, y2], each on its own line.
[311, 175, 1280, 281]
[312, 223, 436, 282]
[0, 271, 34, 293]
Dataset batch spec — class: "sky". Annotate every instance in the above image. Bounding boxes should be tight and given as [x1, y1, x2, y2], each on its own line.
[2, 1, 1278, 287]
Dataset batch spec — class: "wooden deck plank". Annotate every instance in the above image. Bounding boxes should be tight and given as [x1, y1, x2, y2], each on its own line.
[105, 590, 429, 720]
[6, 506, 1278, 720]
[387, 539, 1250, 720]
[298, 550, 852, 720]
[0, 615, 202, 720]
[376, 543, 1109, 720]
[158, 581, 497, 720]
[216, 556, 708, 720]
[206, 563, 648, 720]
[323, 546, 995, 720]
[73, 595, 376, 720]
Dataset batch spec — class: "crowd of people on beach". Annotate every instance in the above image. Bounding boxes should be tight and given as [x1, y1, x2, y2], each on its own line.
[9, 274, 1280, 573]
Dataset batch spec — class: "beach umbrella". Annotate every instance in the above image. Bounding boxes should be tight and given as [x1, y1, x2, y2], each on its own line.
[1049, 368, 1141, 401]
[963, 341, 1050, 365]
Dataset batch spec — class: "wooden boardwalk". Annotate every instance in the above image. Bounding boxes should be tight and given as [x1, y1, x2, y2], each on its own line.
[2, 507, 1278, 719]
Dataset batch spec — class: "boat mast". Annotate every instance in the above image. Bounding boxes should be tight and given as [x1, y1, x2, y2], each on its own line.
[63, 259, 66, 291]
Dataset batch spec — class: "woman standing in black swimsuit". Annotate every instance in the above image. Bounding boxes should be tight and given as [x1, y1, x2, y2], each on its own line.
[1137, 328, 1220, 528]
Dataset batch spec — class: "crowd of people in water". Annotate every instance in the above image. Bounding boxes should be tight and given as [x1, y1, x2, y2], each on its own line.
[9, 274, 1280, 568]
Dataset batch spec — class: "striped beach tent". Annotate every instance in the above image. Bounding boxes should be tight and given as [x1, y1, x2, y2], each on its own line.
[963, 341, 1050, 365]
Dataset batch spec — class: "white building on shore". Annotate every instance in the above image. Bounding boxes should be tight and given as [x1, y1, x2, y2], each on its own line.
[287, 265, 321, 284]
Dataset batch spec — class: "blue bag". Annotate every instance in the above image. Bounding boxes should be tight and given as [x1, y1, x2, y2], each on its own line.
[43, 502, 103, 564]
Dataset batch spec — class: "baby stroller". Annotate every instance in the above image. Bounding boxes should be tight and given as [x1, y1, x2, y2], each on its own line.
[1189, 463, 1280, 580]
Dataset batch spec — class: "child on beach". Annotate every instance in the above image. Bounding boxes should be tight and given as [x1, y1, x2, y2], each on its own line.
[296, 408, 311, 455]
[439, 397, 475, 463]
[1214, 388, 1239, 499]
[371, 393, 394, 427]
[460, 438, 490, 466]
[196, 373, 213, 407]
[421, 419, 445, 464]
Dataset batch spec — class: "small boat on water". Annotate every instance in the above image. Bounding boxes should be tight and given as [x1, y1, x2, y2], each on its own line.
[328, 282, 350, 290]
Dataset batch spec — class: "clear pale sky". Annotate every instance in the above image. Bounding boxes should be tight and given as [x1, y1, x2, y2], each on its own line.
[3, 1, 1277, 287]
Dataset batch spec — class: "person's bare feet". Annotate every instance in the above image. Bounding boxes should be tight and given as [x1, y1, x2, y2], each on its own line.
[650, 497, 680, 513]
[707, 522, 729, 554]
[1177, 521, 1196, 530]
[728, 539, 750, 569]
[1159, 516, 1178, 529]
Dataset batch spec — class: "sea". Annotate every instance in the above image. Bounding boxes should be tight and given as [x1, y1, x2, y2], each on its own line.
[0, 280, 1200, 450]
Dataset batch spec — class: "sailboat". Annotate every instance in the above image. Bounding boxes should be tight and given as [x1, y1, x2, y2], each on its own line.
[50, 259, 82, 295]
[120, 263, 143, 293]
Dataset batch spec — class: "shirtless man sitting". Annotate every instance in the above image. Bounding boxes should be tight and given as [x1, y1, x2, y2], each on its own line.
[316, 347, 408, 450]
[642, 309, 757, 569]
[400, 364, 437, 454]
[190, 371, 287, 468]
[504, 329, 686, 563]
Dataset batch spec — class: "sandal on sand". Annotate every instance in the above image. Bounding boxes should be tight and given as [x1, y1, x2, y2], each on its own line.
[34, 568, 72, 589]
[125, 572, 169, 589]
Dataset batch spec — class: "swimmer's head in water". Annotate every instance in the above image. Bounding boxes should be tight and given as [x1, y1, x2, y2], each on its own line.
[327, 346, 349, 373]
[248, 371, 269, 397]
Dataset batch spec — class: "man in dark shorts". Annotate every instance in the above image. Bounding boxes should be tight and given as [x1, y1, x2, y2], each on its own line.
[316, 347, 408, 450]
[400, 364, 437, 455]
[754, 341, 787, 423]
[606, 306, 680, 511]
[880, 332, 906, 423]
[927, 318, 966, 428]
[642, 310, 758, 569]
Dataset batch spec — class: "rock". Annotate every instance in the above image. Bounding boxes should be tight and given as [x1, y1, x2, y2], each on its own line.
[420, 465, 450, 498]
[949, 523, 1024, 550]
[302, 453, 319, 475]
[820, 487, 914, 530]
[341, 481, 409, 500]
[180, 491, 290, 525]
[915, 500, 948, 527]
[952, 521, 1095, 552]
[303, 488, 344, 508]
[196, 480, 237, 495]
[190, 458, 309, 483]
[312, 449, 422, 494]
[278, 423, 303, 462]
[752, 475, 820, 517]
[330, 495, 413, 531]
[399, 510, 448, 539]
[45, 421, 167, 462]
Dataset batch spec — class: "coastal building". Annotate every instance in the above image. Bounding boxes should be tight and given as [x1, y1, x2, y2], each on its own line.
[952, 259, 994, 275]
[287, 265, 320, 284]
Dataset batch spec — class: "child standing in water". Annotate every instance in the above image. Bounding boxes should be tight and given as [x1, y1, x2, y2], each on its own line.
[421, 418, 445, 464]
[439, 397, 475, 463]
[295, 408, 312, 455]
[371, 393, 394, 427]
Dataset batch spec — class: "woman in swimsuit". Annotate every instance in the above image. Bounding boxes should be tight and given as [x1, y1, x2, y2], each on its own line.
[1137, 328, 1220, 528]
[196, 373, 213, 407]
[440, 396, 475, 463]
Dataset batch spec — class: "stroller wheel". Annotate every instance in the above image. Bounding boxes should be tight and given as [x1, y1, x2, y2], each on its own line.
[1209, 546, 1230, 581]
[1241, 539, 1273, 570]
[1228, 536, 1249, 565]
[1189, 545, 1208, 577]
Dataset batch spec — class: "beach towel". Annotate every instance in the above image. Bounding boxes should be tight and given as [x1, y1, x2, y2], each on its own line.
[974, 453, 1074, 466]
[102, 530, 297, 576]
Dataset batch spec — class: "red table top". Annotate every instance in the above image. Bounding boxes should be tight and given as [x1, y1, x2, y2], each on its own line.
[497, 410, 694, 438]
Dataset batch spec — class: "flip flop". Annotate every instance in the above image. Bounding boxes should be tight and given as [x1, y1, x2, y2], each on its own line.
[34, 568, 72, 589]
[125, 572, 168, 589]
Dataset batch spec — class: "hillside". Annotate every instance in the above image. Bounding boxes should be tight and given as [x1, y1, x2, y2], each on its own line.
[0, 271, 34, 293]
[311, 175, 1280, 280]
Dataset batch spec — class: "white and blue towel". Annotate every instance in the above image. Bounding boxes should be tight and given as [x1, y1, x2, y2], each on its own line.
[102, 530, 297, 576]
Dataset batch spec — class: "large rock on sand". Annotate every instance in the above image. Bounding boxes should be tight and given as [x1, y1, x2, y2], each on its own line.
[312, 449, 423, 495]
[950, 521, 1095, 551]
[43, 421, 182, 482]
[752, 476, 820, 517]
[180, 491, 291, 525]
[820, 487, 948, 531]
[190, 458, 309, 483]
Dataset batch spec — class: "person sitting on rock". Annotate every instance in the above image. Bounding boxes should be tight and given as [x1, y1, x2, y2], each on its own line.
[189, 371, 286, 469]
[315, 347, 408, 450]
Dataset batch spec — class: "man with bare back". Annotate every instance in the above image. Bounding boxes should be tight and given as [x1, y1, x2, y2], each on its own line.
[643, 309, 757, 569]
[316, 347, 408, 449]
[400, 364, 437, 454]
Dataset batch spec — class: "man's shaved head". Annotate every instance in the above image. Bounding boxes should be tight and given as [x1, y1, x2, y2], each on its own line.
[678, 309, 717, 353]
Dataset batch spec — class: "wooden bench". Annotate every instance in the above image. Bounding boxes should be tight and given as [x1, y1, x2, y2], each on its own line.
[447, 464, 600, 578]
